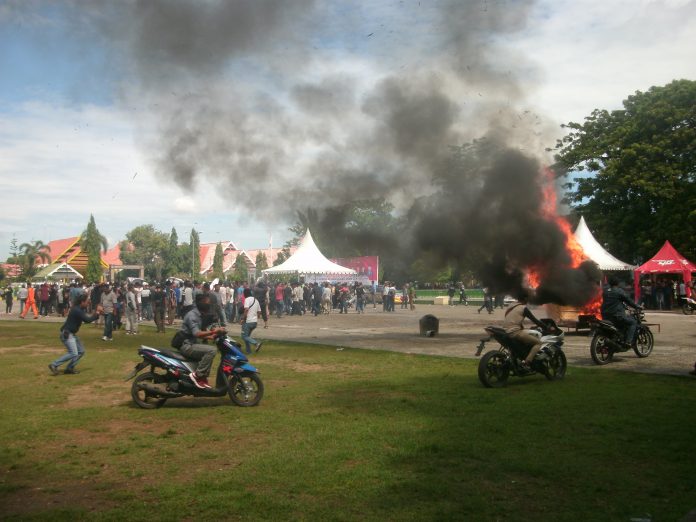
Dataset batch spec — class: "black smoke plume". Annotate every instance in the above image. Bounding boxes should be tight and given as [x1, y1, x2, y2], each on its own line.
[6, 0, 601, 304]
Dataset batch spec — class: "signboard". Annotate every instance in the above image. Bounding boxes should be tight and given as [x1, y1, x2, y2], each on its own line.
[330, 256, 379, 285]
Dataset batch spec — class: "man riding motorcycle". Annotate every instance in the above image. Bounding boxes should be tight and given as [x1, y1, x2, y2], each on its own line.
[503, 290, 548, 369]
[601, 277, 641, 348]
[179, 293, 226, 389]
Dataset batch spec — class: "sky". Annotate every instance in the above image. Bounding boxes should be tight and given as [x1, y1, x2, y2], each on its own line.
[1, 0, 695, 261]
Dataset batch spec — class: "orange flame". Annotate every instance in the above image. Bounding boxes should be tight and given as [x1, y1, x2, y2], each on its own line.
[531, 167, 601, 317]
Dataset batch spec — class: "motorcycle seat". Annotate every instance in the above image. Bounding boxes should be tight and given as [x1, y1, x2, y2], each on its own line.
[157, 348, 189, 361]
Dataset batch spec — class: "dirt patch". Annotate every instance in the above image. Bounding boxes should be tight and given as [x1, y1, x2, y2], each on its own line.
[64, 381, 131, 409]
[1, 418, 254, 517]
[263, 357, 360, 373]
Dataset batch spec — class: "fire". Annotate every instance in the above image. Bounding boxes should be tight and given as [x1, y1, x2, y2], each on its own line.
[531, 167, 602, 317]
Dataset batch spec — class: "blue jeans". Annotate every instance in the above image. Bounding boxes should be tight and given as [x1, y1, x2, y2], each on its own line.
[241, 321, 259, 353]
[103, 313, 113, 338]
[53, 332, 85, 370]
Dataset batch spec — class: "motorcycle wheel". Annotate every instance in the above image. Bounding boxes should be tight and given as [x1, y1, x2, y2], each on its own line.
[590, 335, 613, 365]
[632, 327, 654, 358]
[227, 371, 264, 407]
[682, 303, 694, 315]
[131, 372, 167, 409]
[478, 351, 510, 388]
[544, 350, 567, 381]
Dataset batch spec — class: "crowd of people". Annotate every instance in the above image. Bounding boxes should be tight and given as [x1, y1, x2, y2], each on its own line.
[637, 278, 695, 310]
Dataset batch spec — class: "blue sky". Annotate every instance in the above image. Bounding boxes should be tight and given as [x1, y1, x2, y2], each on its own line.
[1, 0, 695, 260]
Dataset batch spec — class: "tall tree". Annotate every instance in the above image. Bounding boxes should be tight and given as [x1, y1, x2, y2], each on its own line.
[255, 251, 269, 272]
[232, 253, 248, 282]
[190, 229, 200, 278]
[119, 225, 169, 280]
[8, 235, 19, 263]
[555, 79, 696, 262]
[273, 247, 291, 266]
[212, 242, 224, 280]
[165, 227, 181, 277]
[19, 240, 51, 279]
[80, 214, 108, 283]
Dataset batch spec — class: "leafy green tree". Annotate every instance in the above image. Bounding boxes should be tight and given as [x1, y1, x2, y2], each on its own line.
[19, 240, 51, 279]
[190, 229, 201, 278]
[273, 247, 291, 266]
[555, 79, 696, 262]
[288, 199, 398, 258]
[0, 265, 5, 283]
[255, 251, 269, 272]
[7, 235, 19, 263]
[80, 214, 108, 283]
[164, 227, 181, 277]
[232, 253, 249, 282]
[212, 242, 224, 280]
[119, 225, 169, 280]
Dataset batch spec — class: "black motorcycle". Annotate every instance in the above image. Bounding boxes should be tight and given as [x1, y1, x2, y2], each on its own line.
[682, 296, 696, 315]
[126, 331, 263, 409]
[589, 307, 654, 365]
[476, 319, 567, 388]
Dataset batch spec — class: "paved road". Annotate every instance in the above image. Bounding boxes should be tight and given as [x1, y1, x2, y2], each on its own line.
[3, 304, 694, 376]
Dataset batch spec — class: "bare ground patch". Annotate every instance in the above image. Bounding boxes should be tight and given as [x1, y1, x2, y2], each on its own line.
[263, 357, 361, 373]
[1, 418, 256, 517]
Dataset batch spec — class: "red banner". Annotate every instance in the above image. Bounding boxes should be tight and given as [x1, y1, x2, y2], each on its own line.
[331, 256, 379, 284]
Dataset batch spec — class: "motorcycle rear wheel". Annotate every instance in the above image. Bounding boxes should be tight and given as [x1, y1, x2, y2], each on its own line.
[632, 327, 654, 358]
[478, 351, 510, 388]
[544, 350, 567, 381]
[131, 372, 168, 409]
[682, 303, 694, 315]
[590, 335, 613, 365]
[227, 372, 264, 407]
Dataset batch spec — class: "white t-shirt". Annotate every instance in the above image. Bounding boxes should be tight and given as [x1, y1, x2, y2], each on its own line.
[244, 296, 260, 324]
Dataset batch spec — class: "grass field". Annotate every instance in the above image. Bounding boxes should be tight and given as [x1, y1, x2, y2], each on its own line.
[0, 321, 694, 521]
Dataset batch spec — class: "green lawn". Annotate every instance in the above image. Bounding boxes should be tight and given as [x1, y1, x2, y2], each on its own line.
[0, 321, 694, 521]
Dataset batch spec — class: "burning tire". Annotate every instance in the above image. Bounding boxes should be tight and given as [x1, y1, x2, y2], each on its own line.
[478, 351, 510, 388]
[590, 335, 613, 365]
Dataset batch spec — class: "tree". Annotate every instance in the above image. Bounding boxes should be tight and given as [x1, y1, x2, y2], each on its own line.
[164, 227, 181, 277]
[212, 242, 224, 280]
[273, 247, 291, 266]
[555, 79, 696, 262]
[232, 253, 248, 282]
[255, 251, 269, 272]
[119, 225, 169, 280]
[190, 229, 200, 278]
[19, 240, 51, 279]
[7, 235, 19, 263]
[80, 214, 108, 283]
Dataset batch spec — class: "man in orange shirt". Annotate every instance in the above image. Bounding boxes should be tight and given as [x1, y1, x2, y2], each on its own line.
[20, 284, 39, 319]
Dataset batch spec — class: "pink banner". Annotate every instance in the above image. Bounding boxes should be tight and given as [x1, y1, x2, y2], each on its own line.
[331, 256, 379, 284]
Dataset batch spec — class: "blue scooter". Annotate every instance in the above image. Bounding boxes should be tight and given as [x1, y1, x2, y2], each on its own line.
[126, 332, 263, 408]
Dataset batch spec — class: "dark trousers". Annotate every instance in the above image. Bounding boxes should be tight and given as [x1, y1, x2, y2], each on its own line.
[153, 307, 165, 332]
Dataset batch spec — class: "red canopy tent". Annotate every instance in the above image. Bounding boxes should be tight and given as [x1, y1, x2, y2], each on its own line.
[634, 240, 696, 300]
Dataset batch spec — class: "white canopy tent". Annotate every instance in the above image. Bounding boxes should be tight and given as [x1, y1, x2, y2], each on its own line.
[574, 216, 635, 270]
[262, 230, 357, 280]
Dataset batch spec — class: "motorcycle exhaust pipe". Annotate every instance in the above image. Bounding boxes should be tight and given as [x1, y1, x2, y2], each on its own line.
[136, 382, 183, 398]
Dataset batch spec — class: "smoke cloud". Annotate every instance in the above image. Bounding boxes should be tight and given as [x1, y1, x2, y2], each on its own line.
[9, 0, 600, 303]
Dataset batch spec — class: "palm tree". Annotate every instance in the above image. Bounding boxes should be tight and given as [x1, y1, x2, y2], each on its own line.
[80, 215, 108, 283]
[19, 240, 51, 279]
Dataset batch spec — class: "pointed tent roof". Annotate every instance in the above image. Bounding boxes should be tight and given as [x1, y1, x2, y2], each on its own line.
[574, 216, 635, 270]
[262, 230, 357, 275]
[635, 240, 696, 273]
